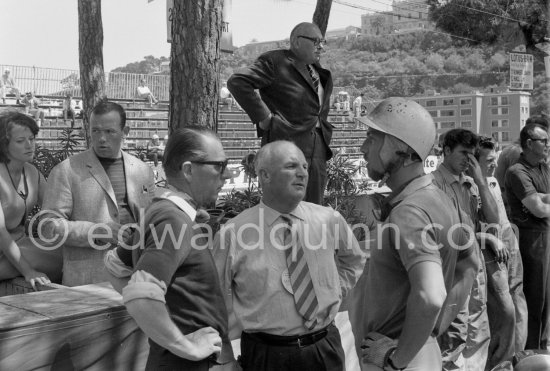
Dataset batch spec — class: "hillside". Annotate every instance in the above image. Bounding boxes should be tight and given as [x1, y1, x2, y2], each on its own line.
[220, 31, 548, 115]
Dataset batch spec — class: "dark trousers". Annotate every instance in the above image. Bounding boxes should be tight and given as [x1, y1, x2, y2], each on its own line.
[304, 128, 328, 205]
[519, 229, 550, 349]
[145, 341, 215, 371]
[240, 323, 345, 371]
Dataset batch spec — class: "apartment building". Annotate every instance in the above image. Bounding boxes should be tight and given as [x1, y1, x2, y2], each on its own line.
[413, 90, 531, 146]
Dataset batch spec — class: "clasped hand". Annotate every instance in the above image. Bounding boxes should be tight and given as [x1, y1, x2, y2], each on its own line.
[361, 332, 400, 370]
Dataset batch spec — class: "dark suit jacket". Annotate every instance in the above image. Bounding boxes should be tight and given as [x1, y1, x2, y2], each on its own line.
[228, 49, 333, 160]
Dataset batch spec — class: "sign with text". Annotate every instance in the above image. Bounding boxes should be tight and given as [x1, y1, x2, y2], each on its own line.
[166, 0, 233, 53]
[424, 155, 439, 174]
[509, 52, 533, 91]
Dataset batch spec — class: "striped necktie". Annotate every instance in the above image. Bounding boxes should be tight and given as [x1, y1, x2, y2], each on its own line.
[307, 64, 320, 93]
[281, 215, 319, 330]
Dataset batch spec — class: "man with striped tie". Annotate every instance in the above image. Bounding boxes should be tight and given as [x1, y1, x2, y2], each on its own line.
[228, 22, 333, 205]
[213, 140, 365, 370]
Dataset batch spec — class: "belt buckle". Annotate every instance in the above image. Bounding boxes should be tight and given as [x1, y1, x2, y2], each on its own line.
[297, 337, 305, 348]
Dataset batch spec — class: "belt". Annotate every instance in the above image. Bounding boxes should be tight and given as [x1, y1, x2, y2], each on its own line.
[245, 323, 332, 348]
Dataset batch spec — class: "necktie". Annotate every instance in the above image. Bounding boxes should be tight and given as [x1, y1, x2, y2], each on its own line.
[281, 215, 319, 330]
[307, 65, 320, 93]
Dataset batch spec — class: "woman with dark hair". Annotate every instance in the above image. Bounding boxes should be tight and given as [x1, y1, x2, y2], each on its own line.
[0, 111, 61, 288]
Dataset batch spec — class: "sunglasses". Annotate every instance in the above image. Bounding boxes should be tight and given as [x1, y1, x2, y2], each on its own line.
[529, 137, 549, 145]
[298, 35, 327, 48]
[192, 160, 228, 174]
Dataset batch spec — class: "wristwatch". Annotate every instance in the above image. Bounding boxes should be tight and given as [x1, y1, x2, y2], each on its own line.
[385, 348, 406, 371]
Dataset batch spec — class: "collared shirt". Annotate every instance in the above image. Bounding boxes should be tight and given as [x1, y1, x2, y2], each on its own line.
[505, 153, 550, 231]
[432, 163, 480, 229]
[364, 175, 473, 338]
[213, 200, 365, 336]
[484, 176, 519, 252]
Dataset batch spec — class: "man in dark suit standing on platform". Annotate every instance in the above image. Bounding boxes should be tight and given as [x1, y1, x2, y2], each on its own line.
[228, 22, 333, 205]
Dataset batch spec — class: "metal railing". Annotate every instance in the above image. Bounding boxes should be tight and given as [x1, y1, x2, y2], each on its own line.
[0, 65, 170, 100]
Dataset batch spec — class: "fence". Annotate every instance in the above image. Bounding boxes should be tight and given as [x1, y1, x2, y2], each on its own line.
[0, 65, 170, 100]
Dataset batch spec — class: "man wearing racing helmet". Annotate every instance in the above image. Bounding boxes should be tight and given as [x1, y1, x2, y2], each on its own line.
[356, 97, 479, 370]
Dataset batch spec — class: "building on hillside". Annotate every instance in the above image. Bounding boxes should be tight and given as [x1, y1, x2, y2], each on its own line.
[412, 90, 531, 147]
[325, 26, 361, 40]
[360, 0, 434, 36]
[361, 12, 394, 36]
[392, 0, 433, 33]
[158, 61, 170, 74]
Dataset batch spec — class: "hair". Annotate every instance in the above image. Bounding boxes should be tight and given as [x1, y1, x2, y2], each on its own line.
[474, 135, 497, 160]
[526, 115, 549, 130]
[442, 128, 479, 152]
[91, 100, 127, 129]
[162, 126, 218, 178]
[0, 111, 40, 163]
[520, 123, 547, 150]
[289, 22, 318, 45]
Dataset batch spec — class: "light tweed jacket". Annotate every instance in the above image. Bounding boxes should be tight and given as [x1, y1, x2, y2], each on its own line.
[42, 149, 155, 286]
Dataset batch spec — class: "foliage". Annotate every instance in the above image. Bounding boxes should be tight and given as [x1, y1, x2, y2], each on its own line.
[111, 55, 170, 74]
[33, 128, 84, 178]
[323, 154, 365, 227]
[218, 184, 262, 217]
[217, 153, 262, 217]
[427, 0, 549, 50]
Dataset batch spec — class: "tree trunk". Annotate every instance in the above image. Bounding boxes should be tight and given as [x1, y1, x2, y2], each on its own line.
[169, 0, 224, 132]
[312, 0, 333, 36]
[78, 0, 106, 147]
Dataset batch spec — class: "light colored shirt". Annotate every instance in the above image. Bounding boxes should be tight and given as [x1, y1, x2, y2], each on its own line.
[213, 200, 365, 336]
[220, 86, 231, 99]
[1, 75, 16, 88]
[484, 176, 519, 252]
[432, 163, 480, 228]
[362, 175, 473, 339]
[136, 85, 151, 96]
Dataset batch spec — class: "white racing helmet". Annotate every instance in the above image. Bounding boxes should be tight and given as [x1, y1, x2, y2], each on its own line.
[358, 97, 436, 161]
[514, 354, 550, 371]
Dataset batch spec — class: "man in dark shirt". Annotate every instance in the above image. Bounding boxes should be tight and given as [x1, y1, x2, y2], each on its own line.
[105, 126, 235, 370]
[228, 22, 333, 205]
[505, 123, 550, 349]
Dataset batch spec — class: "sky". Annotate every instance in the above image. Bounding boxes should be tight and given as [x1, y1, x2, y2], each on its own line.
[1, 0, 391, 73]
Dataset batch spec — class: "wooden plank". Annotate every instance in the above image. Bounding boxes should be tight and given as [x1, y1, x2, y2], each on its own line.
[0, 282, 123, 328]
[0, 309, 148, 371]
[0, 302, 48, 328]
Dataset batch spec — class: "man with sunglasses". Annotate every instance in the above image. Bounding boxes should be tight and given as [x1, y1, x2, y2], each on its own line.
[505, 123, 550, 349]
[228, 22, 333, 205]
[105, 126, 236, 370]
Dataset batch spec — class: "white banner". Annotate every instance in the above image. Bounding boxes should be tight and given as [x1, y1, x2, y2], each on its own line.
[509, 52, 534, 91]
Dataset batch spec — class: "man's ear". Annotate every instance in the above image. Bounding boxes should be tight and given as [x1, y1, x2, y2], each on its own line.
[181, 161, 193, 182]
[122, 126, 130, 136]
[258, 168, 270, 184]
[443, 146, 451, 157]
